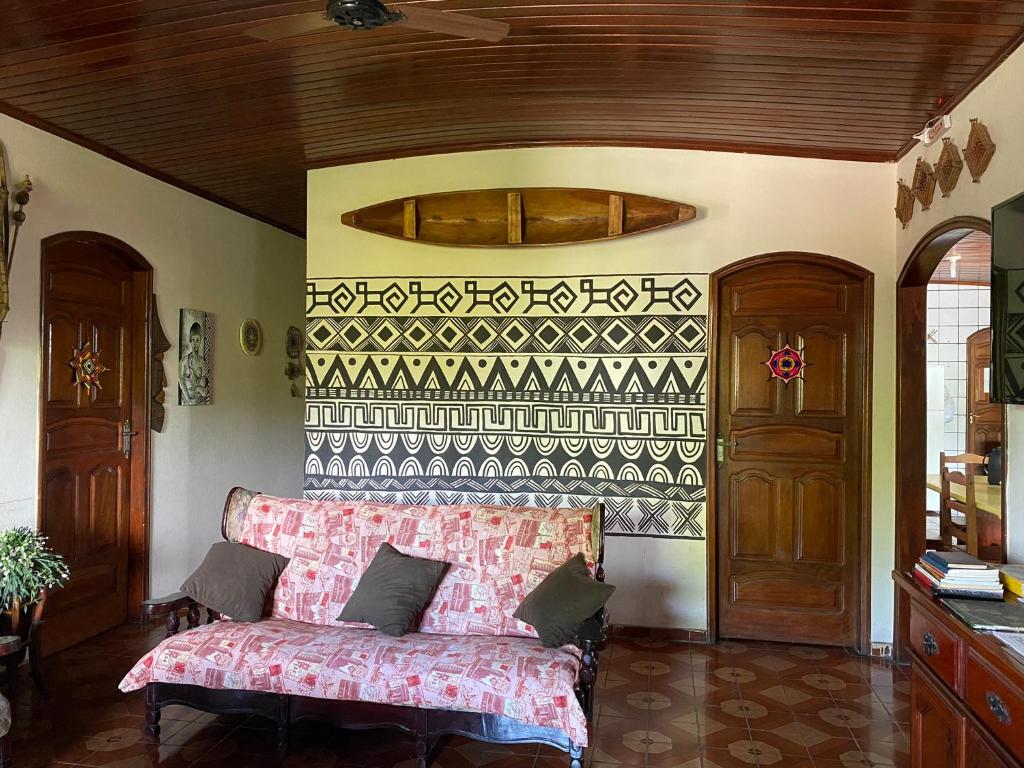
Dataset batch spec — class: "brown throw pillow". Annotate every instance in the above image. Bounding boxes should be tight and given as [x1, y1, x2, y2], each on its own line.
[180, 541, 288, 622]
[514, 553, 615, 648]
[338, 543, 448, 636]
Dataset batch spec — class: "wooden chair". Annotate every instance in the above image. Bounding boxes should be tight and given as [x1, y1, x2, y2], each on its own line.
[939, 452, 986, 557]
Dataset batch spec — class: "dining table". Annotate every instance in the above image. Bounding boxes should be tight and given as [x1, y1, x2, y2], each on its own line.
[926, 474, 1003, 516]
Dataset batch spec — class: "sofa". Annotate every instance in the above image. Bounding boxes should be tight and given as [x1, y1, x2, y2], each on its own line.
[119, 489, 606, 767]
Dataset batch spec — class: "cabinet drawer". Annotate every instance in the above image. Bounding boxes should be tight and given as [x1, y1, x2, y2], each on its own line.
[965, 650, 1024, 760]
[910, 605, 961, 690]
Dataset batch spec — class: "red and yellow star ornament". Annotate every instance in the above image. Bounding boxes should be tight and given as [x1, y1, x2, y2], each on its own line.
[67, 342, 108, 389]
[764, 342, 809, 384]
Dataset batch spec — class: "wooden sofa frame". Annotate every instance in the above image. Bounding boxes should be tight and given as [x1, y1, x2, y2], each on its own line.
[138, 496, 607, 768]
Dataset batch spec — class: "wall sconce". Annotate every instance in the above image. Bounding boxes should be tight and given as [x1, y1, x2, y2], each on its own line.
[1, 141, 33, 342]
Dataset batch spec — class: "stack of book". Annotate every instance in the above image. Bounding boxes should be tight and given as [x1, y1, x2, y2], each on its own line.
[1000, 565, 1024, 598]
[913, 550, 1005, 600]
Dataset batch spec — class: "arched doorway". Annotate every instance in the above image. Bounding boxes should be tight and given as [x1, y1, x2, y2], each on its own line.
[893, 217, 1005, 660]
[708, 253, 874, 652]
[38, 232, 153, 654]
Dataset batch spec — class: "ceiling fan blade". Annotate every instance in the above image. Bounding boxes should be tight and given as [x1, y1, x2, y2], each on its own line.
[246, 12, 333, 41]
[396, 6, 509, 42]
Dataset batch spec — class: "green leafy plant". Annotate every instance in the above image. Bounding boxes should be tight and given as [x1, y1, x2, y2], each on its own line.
[0, 527, 70, 610]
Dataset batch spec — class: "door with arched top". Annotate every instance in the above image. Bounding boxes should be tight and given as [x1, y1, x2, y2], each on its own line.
[39, 233, 151, 654]
[714, 254, 871, 648]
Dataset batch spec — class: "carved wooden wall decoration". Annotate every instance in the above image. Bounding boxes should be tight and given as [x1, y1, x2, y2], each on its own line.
[151, 295, 171, 433]
[911, 158, 937, 211]
[936, 138, 964, 198]
[895, 180, 915, 229]
[964, 119, 996, 182]
[341, 188, 697, 247]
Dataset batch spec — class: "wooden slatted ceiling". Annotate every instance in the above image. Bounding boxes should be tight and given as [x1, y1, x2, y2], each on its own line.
[1, 1, 1023, 236]
[931, 231, 993, 285]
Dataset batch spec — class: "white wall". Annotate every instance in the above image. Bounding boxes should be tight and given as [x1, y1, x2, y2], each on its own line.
[307, 147, 897, 638]
[895, 43, 1024, 561]
[0, 114, 306, 596]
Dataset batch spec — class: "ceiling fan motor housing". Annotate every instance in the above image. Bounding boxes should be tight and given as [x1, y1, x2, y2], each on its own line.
[326, 0, 403, 30]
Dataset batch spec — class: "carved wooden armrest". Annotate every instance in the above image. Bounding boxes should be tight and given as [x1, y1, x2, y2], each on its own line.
[574, 608, 608, 722]
[141, 592, 192, 617]
[142, 592, 220, 638]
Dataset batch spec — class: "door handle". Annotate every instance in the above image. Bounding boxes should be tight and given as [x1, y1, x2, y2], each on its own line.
[986, 691, 1012, 725]
[122, 419, 139, 460]
[921, 632, 939, 657]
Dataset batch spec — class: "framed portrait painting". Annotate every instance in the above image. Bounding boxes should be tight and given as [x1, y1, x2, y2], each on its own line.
[179, 308, 212, 405]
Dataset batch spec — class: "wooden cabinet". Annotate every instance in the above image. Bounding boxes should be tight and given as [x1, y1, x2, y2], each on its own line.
[911, 667, 965, 768]
[895, 572, 1023, 768]
[970, 728, 1016, 768]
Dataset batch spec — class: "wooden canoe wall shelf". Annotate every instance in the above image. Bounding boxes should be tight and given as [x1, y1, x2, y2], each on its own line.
[341, 188, 697, 247]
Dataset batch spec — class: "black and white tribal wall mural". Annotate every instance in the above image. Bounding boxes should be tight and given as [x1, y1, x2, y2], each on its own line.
[304, 273, 709, 539]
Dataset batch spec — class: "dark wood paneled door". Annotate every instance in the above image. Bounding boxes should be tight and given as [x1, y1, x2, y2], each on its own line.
[40, 235, 149, 654]
[715, 256, 869, 647]
[966, 328, 1002, 457]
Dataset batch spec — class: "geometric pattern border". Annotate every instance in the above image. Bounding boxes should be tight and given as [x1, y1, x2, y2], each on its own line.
[308, 274, 706, 317]
[307, 314, 708, 355]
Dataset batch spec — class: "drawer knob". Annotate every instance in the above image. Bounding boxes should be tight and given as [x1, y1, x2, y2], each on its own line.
[986, 691, 1012, 725]
[922, 632, 939, 657]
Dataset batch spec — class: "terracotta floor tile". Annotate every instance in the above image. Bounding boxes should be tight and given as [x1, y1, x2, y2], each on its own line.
[818, 697, 897, 724]
[804, 736, 867, 761]
[734, 707, 797, 733]
[644, 739, 704, 768]
[700, 725, 755, 751]
[587, 716, 649, 766]
[700, 746, 770, 768]
[724, 737, 790, 766]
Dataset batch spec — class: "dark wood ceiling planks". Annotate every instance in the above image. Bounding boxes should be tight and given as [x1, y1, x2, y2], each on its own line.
[932, 230, 993, 285]
[1, 0, 1023, 236]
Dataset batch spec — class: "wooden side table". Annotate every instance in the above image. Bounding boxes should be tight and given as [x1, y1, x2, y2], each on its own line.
[0, 691, 10, 768]
[0, 637, 16, 768]
[0, 636, 23, 698]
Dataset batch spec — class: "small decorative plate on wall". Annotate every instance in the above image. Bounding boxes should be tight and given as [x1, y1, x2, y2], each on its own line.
[239, 318, 262, 355]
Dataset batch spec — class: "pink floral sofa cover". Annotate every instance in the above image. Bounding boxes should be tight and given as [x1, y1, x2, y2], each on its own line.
[120, 496, 599, 746]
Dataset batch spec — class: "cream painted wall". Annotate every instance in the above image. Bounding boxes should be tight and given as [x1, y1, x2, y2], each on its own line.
[894, 43, 1024, 562]
[307, 147, 897, 639]
[0, 114, 306, 597]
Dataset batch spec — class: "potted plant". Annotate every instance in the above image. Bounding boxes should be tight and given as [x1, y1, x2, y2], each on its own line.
[0, 527, 69, 685]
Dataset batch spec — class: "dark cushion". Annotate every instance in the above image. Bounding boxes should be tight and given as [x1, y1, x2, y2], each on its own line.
[180, 541, 288, 622]
[338, 543, 449, 636]
[513, 553, 615, 648]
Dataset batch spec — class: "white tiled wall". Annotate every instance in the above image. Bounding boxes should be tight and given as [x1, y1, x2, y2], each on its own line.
[926, 284, 992, 459]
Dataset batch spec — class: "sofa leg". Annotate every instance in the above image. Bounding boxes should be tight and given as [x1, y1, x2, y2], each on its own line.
[415, 736, 429, 768]
[569, 742, 584, 768]
[144, 686, 161, 737]
[276, 696, 290, 757]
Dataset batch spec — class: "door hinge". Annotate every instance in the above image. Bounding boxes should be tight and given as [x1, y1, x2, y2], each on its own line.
[716, 435, 737, 467]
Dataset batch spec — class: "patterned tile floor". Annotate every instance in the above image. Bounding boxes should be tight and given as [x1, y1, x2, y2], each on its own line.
[3, 624, 910, 768]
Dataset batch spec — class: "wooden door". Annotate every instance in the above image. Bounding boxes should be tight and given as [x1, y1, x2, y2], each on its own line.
[966, 328, 1002, 456]
[911, 669, 965, 768]
[716, 258, 868, 646]
[40, 237, 141, 653]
